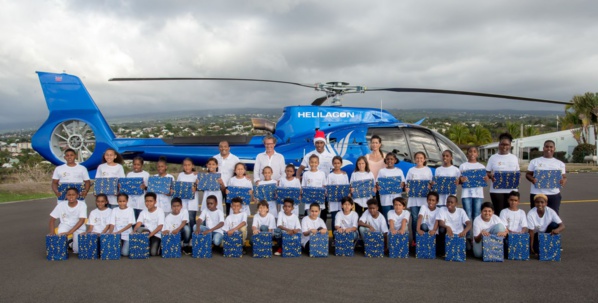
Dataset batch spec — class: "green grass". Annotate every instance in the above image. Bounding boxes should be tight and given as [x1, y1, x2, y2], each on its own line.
[0, 193, 54, 203]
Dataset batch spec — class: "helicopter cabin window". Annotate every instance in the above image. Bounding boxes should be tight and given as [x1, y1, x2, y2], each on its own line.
[366, 128, 410, 162]
[403, 128, 443, 166]
[434, 132, 467, 166]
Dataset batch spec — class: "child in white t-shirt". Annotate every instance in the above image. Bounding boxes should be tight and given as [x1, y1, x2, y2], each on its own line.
[258, 166, 279, 218]
[377, 153, 405, 219]
[223, 198, 248, 245]
[163, 197, 191, 254]
[417, 192, 440, 236]
[500, 191, 529, 234]
[85, 194, 112, 234]
[388, 197, 410, 235]
[195, 195, 225, 247]
[472, 202, 508, 258]
[177, 158, 198, 230]
[108, 193, 136, 256]
[200, 157, 225, 214]
[51, 148, 91, 204]
[527, 194, 565, 257]
[280, 164, 301, 216]
[350, 156, 376, 216]
[327, 156, 349, 230]
[275, 198, 302, 256]
[127, 156, 150, 220]
[302, 154, 328, 218]
[335, 196, 359, 242]
[432, 150, 460, 207]
[154, 156, 175, 215]
[358, 198, 389, 242]
[96, 148, 126, 208]
[48, 187, 87, 253]
[227, 162, 254, 216]
[438, 195, 471, 255]
[301, 203, 328, 253]
[252, 200, 277, 234]
[133, 192, 165, 257]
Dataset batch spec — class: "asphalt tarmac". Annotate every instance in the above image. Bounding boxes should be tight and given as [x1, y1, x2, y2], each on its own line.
[1, 173, 597, 302]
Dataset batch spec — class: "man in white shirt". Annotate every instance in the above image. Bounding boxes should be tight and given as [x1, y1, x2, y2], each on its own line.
[253, 135, 286, 183]
[214, 140, 240, 215]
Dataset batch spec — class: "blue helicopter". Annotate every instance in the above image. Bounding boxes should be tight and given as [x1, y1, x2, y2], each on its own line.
[32, 72, 569, 178]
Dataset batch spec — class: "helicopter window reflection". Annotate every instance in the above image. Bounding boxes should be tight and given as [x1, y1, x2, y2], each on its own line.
[404, 128, 442, 166]
[366, 128, 410, 162]
[434, 132, 467, 166]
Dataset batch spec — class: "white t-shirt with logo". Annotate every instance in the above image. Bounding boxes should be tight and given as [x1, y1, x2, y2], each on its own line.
[50, 201, 87, 233]
[486, 153, 520, 193]
[137, 208, 165, 238]
[528, 157, 566, 195]
[88, 208, 112, 233]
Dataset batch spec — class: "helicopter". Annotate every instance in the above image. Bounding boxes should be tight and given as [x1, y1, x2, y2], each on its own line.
[31, 71, 570, 178]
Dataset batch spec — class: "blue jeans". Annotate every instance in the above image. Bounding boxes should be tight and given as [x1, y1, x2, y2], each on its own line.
[380, 206, 393, 221]
[273, 228, 284, 246]
[462, 197, 482, 238]
[121, 240, 130, 256]
[180, 225, 192, 245]
[329, 211, 339, 233]
[473, 223, 506, 258]
[188, 211, 197, 232]
[194, 225, 223, 246]
[409, 206, 421, 241]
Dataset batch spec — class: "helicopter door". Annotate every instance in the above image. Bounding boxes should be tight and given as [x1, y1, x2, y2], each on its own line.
[403, 128, 443, 166]
[366, 128, 410, 162]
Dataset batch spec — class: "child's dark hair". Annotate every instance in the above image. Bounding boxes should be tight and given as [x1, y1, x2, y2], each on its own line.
[341, 196, 354, 205]
[96, 193, 108, 201]
[366, 198, 378, 207]
[158, 156, 168, 164]
[308, 154, 320, 162]
[309, 202, 321, 210]
[467, 146, 478, 153]
[231, 197, 243, 205]
[206, 195, 218, 203]
[234, 162, 247, 174]
[385, 152, 399, 165]
[413, 151, 427, 166]
[498, 132, 513, 143]
[426, 191, 439, 201]
[446, 195, 458, 204]
[508, 191, 520, 199]
[354, 156, 370, 172]
[171, 197, 182, 205]
[332, 155, 343, 164]
[182, 157, 195, 172]
[257, 200, 269, 209]
[393, 197, 407, 208]
[66, 187, 80, 194]
[285, 163, 296, 171]
[262, 165, 273, 173]
[144, 192, 156, 200]
[283, 198, 295, 206]
[481, 201, 494, 211]
[206, 157, 218, 165]
[64, 148, 77, 155]
[102, 148, 124, 164]
[117, 192, 129, 200]
[133, 156, 144, 165]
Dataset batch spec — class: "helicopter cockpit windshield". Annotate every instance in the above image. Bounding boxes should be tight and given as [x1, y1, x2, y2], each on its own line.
[367, 127, 466, 167]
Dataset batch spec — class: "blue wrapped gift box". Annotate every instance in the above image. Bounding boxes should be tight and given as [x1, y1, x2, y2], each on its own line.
[118, 178, 144, 196]
[147, 176, 172, 195]
[364, 231, 384, 258]
[539, 233, 561, 262]
[334, 231, 355, 257]
[309, 233, 328, 258]
[223, 232, 243, 258]
[254, 183, 277, 201]
[57, 183, 84, 200]
[172, 181, 194, 200]
[226, 186, 252, 204]
[535, 170, 562, 189]
[129, 233, 150, 259]
[388, 233, 409, 259]
[276, 187, 301, 205]
[492, 171, 520, 190]
[326, 184, 351, 202]
[352, 179, 375, 199]
[508, 233, 530, 261]
[461, 169, 487, 188]
[252, 232, 273, 258]
[46, 235, 68, 261]
[377, 177, 403, 195]
[407, 180, 431, 198]
[196, 173, 221, 191]
[416, 233, 436, 259]
[302, 187, 326, 205]
[445, 235, 466, 262]
[161, 233, 181, 258]
[100, 234, 121, 260]
[482, 235, 504, 262]
[282, 233, 301, 258]
[191, 233, 212, 258]
[78, 233, 99, 260]
[432, 176, 458, 195]
[94, 177, 119, 195]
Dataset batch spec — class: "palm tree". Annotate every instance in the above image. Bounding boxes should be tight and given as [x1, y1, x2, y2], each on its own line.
[566, 92, 598, 144]
[524, 125, 539, 137]
[506, 122, 521, 138]
[447, 124, 471, 145]
[471, 125, 492, 145]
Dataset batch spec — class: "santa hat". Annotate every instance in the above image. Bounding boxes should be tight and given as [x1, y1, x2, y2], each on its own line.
[314, 130, 326, 144]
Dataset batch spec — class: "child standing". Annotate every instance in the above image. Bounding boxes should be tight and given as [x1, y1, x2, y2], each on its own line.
[154, 156, 175, 215]
[85, 194, 112, 234]
[472, 202, 508, 259]
[108, 193, 136, 256]
[377, 153, 405, 219]
[387, 197, 410, 235]
[177, 158, 199, 231]
[334, 196, 359, 241]
[527, 194, 565, 257]
[350, 156, 376, 216]
[48, 187, 87, 254]
[227, 162, 254, 216]
[275, 198, 302, 256]
[127, 156, 150, 220]
[195, 195, 225, 247]
[163, 197, 191, 254]
[433, 150, 460, 207]
[405, 151, 433, 239]
[259, 166, 279, 218]
[301, 203, 328, 253]
[222, 197, 248, 245]
[96, 148, 125, 209]
[133, 192, 165, 257]
[327, 156, 349, 232]
[279, 164, 301, 216]
[201, 158, 225, 213]
[51, 148, 91, 204]
[459, 146, 487, 231]
[302, 154, 328, 220]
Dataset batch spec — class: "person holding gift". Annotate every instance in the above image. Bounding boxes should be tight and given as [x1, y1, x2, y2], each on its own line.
[525, 140, 567, 214]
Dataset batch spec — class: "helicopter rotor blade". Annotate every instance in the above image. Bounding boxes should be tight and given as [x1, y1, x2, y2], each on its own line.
[311, 95, 329, 106]
[109, 77, 317, 89]
[366, 87, 570, 105]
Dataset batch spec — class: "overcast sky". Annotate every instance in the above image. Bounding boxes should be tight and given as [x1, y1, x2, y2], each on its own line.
[1, 0, 597, 131]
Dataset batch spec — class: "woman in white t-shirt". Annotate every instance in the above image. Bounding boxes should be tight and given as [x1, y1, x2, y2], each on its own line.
[526, 140, 567, 214]
[486, 133, 520, 213]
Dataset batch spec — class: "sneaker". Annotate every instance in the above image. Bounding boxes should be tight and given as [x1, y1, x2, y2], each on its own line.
[275, 247, 282, 256]
[183, 246, 192, 255]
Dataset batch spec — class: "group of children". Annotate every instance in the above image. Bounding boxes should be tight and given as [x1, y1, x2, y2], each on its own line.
[49, 144, 565, 259]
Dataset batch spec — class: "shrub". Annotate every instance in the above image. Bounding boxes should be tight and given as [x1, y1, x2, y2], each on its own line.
[572, 143, 596, 163]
